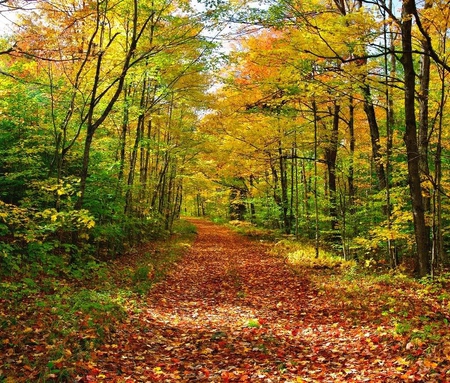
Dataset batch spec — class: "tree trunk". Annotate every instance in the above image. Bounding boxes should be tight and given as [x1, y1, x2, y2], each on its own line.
[348, 95, 355, 203]
[324, 102, 340, 235]
[118, 85, 130, 185]
[279, 143, 291, 234]
[124, 112, 144, 214]
[75, 49, 104, 211]
[401, 0, 430, 277]
[313, 99, 319, 257]
[417, 0, 433, 255]
[362, 84, 387, 190]
[124, 83, 147, 215]
[432, 58, 447, 275]
[249, 175, 257, 222]
[75, 127, 95, 210]
[229, 186, 247, 221]
[384, 0, 398, 267]
[301, 160, 311, 237]
[269, 153, 282, 227]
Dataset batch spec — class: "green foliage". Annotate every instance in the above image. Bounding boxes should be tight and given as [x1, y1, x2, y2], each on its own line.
[92, 213, 167, 259]
[131, 263, 155, 294]
[21, 177, 82, 210]
[82, 169, 123, 223]
[0, 85, 53, 204]
[394, 319, 442, 343]
[246, 318, 261, 328]
[69, 290, 126, 322]
[228, 219, 281, 240]
[0, 242, 19, 272]
[211, 216, 228, 224]
[245, 197, 283, 230]
[394, 320, 412, 335]
[419, 272, 450, 290]
[172, 219, 198, 236]
[0, 200, 96, 275]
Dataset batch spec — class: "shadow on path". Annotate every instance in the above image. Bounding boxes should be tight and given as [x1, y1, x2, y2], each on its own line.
[92, 219, 411, 382]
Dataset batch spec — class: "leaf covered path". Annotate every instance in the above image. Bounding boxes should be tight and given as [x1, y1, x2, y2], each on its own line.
[91, 220, 438, 382]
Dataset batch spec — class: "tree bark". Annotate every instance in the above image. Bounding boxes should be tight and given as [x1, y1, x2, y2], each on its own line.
[417, 0, 433, 255]
[124, 82, 147, 214]
[279, 143, 291, 234]
[348, 95, 355, 202]
[362, 84, 386, 190]
[324, 102, 340, 235]
[401, 0, 430, 276]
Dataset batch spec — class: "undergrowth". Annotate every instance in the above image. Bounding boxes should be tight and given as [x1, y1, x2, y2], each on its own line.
[267, 235, 450, 364]
[270, 239, 356, 271]
[0, 219, 196, 382]
[227, 220, 282, 240]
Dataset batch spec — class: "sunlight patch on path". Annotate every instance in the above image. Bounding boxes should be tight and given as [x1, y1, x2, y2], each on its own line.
[92, 220, 422, 382]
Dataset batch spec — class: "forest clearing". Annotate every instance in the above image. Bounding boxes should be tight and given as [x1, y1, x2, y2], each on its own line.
[2, 219, 450, 382]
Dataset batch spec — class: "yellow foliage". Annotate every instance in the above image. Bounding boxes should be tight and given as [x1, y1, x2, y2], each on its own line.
[286, 248, 356, 270]
[270, 240, 355, 270]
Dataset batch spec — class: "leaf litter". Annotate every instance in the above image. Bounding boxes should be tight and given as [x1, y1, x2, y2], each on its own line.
[80, 220, 450, 382]
[2, 219, 450, 382]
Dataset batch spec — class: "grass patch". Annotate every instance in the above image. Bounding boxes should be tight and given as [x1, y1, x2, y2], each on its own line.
[172, 219, 197, 237]
[227, 220, 281, 240]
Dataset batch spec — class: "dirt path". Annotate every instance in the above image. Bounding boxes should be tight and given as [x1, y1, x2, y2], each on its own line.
[90, 219, 411, 382]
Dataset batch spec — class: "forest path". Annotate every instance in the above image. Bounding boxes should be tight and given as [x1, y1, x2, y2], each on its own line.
[92, 219, 407, 382]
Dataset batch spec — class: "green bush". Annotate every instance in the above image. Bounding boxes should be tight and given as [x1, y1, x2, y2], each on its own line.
[70, 290, 126, 321]
[228, 220, 280, 240]
[0, 200, 97, 274]
[132, 264, 154, 283]
[172, 219, 197, 235]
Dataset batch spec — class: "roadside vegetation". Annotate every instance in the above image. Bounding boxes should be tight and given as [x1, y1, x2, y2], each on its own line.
[0, 220, 197, 382]
[231, 221, 450, 378]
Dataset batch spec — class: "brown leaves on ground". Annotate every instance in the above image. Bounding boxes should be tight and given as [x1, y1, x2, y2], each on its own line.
[77, 220, 449, 382]
[2, 219, 450, 382]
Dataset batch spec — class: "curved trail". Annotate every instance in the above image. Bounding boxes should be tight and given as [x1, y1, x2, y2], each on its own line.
[93, 219, 408, 382]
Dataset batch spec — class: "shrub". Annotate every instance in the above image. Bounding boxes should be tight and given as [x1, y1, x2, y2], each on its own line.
[228, 220, 280, 240]
[270, 239, 356, 270]
[0, 201, 96, 275]
[70, 290, 126, 321]
[172, 219, 197, 236]
[287, 248, 356, 270]
[132, 264, 155, 283]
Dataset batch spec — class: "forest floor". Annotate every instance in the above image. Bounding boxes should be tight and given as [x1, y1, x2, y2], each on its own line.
[2, 219, 450, 382]
[79, 219, 450, 382]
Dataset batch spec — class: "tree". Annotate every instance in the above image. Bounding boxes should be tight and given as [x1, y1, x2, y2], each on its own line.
[0, 0, 214, 266]
[192, 0, 450, 276]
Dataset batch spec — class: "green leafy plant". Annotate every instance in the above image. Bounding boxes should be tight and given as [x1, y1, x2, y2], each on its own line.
[246, 318, 261, 328]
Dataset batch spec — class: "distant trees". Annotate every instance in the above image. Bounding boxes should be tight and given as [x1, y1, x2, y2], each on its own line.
[194, 0, 450, 276]
[2, 0, 450, 277]
[0, 0, 212, 273]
